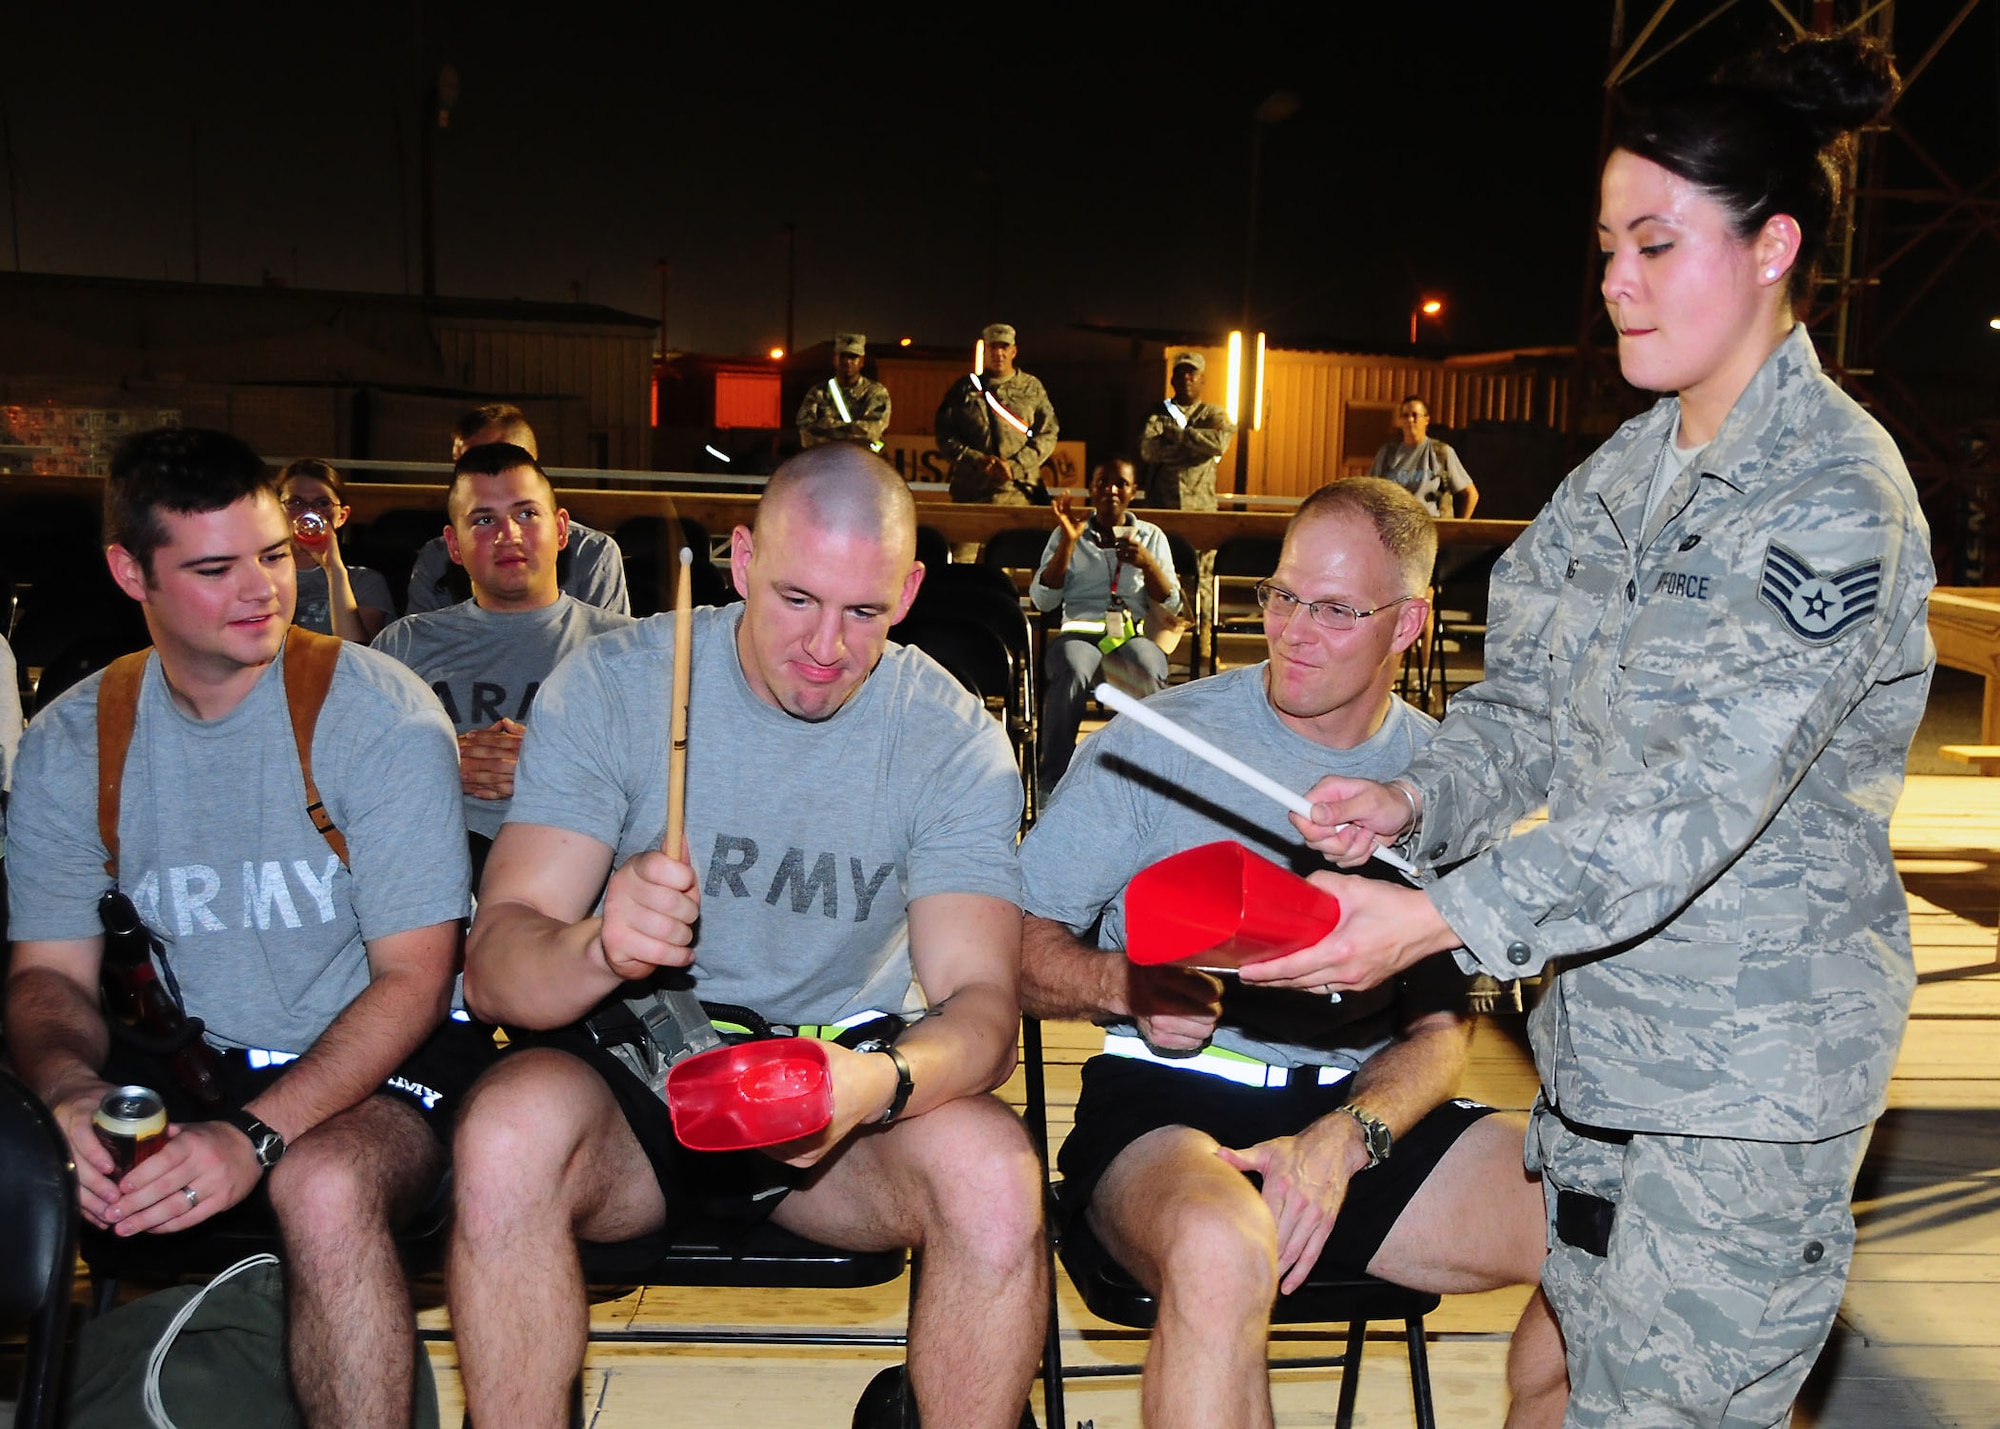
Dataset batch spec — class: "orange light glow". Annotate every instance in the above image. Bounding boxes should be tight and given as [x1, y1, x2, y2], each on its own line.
[899, 336, 913, 346]
[768, 347, 786, 360]
[1421, 300, 1443, 316]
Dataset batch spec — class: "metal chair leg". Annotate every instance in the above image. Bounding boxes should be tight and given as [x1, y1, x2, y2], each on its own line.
[1406, 1316, 1437, 1429]
[1333, 1318, 1366, 1429]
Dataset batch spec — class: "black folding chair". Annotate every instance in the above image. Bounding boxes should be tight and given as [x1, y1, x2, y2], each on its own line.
[0, 1067, 80, 1429]
[1209, 535, 1283, 673]
[1021, 1018, 1439, 1429]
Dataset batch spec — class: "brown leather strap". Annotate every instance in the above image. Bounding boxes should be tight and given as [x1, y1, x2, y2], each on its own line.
[281, 627, 350, 868]
[93, 629, 350, 878]
[95, 650, 153, 878]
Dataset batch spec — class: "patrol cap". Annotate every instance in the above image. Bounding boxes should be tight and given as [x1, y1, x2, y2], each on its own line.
[981, 323, 1017, 347]
[1172, 351, 1205, 374]
[833, 332, 866, 356]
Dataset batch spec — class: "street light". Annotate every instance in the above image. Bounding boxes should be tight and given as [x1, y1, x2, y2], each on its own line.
[1411, 296, 1445, 347]
[768, 347, 785, 360]
[1224, 331, 1244, 426]
[1989, 317, 2000, 330]
[1252, 332, 1268, 432]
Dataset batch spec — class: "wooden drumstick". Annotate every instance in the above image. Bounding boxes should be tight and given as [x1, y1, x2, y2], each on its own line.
[664, 546, 694, 860]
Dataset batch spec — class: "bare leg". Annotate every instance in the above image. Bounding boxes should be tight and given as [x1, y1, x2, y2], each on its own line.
[1504, 1288, 1567, 1429]
[267, 1093, 442, 1429]
[1087, 1127, 1280, 1429]
[447, 1050, 668, 1429]
[1365, 1114, 1568, 1428]
[773, 1095, 1045, 1429]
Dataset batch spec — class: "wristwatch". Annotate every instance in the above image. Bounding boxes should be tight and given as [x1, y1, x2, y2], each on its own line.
[873, 1046, 915, 1125]
[222, 1110, 288, 1172]
[1335, 1104, 1393, 1170]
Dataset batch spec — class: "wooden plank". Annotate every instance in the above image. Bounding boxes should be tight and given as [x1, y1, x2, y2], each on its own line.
[1929, 588, 2000, 742]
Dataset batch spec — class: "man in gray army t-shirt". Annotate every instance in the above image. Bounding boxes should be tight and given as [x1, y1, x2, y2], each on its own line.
[1020, 479, 1567, 1428]
[404, 403, 631, 617]
[373, 441, 632, 870]
[5, 428, 476, 1429]
[445, 445, 1047, 1427]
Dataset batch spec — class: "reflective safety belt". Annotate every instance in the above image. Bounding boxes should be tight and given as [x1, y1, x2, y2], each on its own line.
[970, 372, 1032, 437]
[1101, 1029, 1350, 1089]
[829, 378, 885, 451]
[1162, 399, 1189, 430]
[710, 1008, 902, 1043]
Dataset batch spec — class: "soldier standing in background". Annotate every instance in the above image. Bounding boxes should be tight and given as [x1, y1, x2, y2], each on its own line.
[937, 323, 1059, 505]
[796, 333, 891, 450]
[1139, 351, 1235, 513]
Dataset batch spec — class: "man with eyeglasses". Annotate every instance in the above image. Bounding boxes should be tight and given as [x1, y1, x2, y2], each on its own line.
[1019, 477, 1566, 1429]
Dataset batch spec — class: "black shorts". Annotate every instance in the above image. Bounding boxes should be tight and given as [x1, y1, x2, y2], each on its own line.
[1056, 1053, 1497, 1281]
[104, 1013, 499, 1144]
[527, 1029, 803, 1230]
[90, 1014, 499, 1245]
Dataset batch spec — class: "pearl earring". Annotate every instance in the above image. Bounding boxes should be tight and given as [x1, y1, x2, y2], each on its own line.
[1764, 267, 1779, 280]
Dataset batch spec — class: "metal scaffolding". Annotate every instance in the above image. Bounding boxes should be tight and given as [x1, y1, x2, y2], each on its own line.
[1577, 0, 1998, 561]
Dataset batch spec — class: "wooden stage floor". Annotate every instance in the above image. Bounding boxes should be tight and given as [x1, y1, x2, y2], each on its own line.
[6, 774, 1990, 1426]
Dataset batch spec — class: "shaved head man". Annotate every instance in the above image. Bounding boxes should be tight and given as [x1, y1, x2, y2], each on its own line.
[446, 447, 1047, 1427]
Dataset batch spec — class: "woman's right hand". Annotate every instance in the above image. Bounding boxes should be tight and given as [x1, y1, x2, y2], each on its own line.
[1290, 776, 1411, 867]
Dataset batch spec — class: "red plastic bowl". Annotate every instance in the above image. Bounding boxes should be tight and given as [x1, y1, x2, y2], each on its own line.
[665, 1038, 835, 1152]
[1124, 841, 1341, 969]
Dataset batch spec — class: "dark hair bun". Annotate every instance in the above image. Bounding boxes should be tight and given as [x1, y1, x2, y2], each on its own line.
[1741, 32, 1899, 145]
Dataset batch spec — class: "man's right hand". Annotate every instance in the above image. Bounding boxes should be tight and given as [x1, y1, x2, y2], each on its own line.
[459, 718, 525, 801]
[1127, 964, 1225, 1050]
[48, 1077, 121, 1227]
[597, 850, 702, 980]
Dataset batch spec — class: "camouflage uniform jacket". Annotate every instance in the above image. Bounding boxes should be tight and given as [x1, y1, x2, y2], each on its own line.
[795, 375, 892, 449]
[1139, 399, 1236, 510]
[935, 369, 1059, 502]
[1405, 325, 1935, 1141]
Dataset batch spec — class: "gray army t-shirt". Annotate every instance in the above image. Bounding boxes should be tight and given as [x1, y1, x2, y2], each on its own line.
[373, 595, 635, 837]
[1020, 665, 1463, 1069]
[295, 563, 397, 635]
[6, 640, 469, 1053]
[405, 523, 631, 617]
[507, 604, 1023, 1024]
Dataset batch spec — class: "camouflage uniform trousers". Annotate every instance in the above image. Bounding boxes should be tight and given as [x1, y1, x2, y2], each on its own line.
[1528, 1100, 1867, 1428]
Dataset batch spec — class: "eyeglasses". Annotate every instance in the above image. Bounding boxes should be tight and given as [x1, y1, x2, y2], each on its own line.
[1255, 580, 1415, 632]
[282, 496, 338, 514]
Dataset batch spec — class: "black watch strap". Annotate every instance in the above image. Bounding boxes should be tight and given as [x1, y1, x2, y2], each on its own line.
[875, 1046, 914, 1125]
[222, 1109, 287, 1170]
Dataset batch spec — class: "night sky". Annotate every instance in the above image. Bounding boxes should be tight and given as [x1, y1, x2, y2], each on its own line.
[1, 3, 1993, 377]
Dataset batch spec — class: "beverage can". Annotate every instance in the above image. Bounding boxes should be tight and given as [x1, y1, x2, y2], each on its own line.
[93, 1085, 168, 1176]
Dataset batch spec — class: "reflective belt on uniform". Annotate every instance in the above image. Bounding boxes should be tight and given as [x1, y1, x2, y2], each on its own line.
[710, 1008, 902, 1043]
[1162, 399, 1189, 430]
[970, 372, 1032, 437]
[827, 379, 884, 451]
[1101, 1030, 1350, 1089]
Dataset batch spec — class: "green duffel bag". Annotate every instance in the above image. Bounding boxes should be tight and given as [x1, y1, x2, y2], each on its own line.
[67, 1253, 440, 1429]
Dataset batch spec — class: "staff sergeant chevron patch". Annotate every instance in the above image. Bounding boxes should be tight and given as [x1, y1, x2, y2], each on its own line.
[1757, 542, 1882, 645]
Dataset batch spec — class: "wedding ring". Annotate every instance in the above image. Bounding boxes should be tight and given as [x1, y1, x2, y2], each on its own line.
[182, 1185, 199, 1209]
